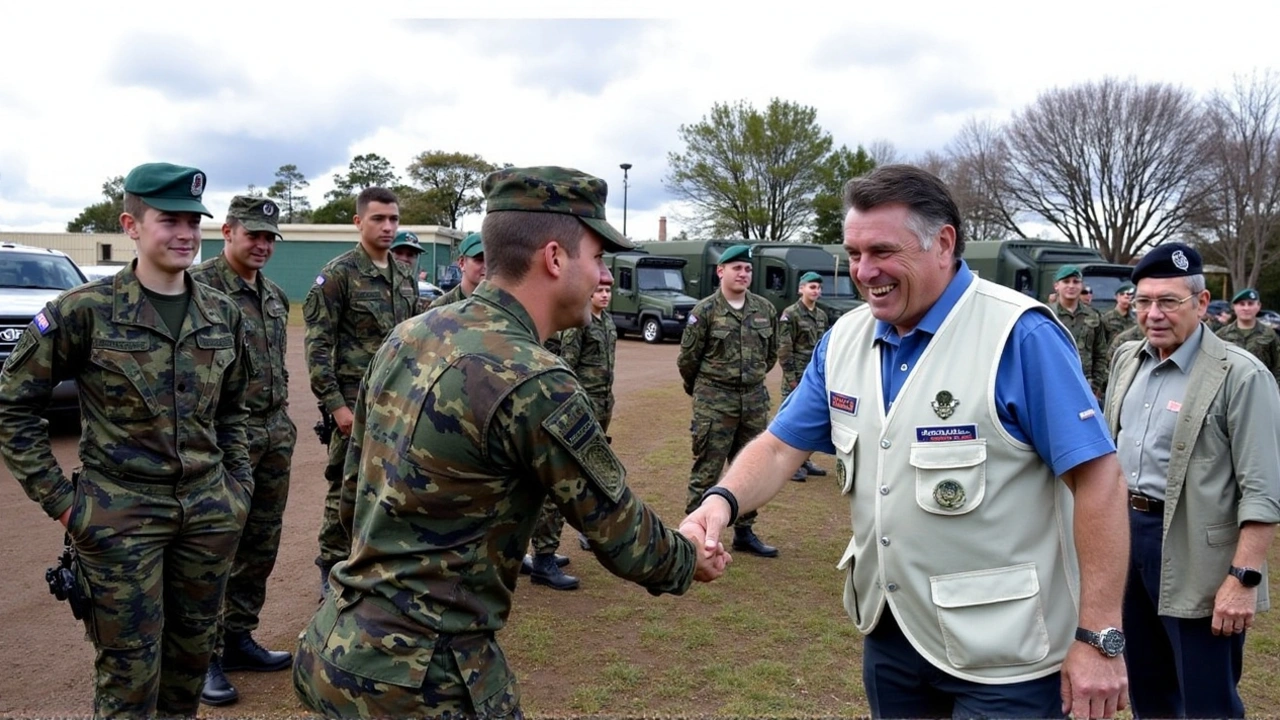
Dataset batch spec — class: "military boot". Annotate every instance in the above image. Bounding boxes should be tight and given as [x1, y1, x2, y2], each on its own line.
[732, 527, 779, 558]
[801, 459, 827, 476]
[221, 630, 293, 672]
[317, 563, 333, 602]
[790, 466, 808, 482]
[529, 552, 580, 590]
[578, 532, 591, 551]
[520, 553, 570, 574]
[199, 655, 239, 707]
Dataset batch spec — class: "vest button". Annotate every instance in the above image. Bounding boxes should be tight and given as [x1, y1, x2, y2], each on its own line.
[880, 485, 889, 495]
[886, 583, 899, 592]
[880, 439, 891, 449]
[880, 537, 890, 546]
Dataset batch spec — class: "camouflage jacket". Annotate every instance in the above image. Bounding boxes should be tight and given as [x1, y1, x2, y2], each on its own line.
[1100, 307, 1135, 341]
[677, 290, 778, 394]
[190, 254, 290, 418]
[303, 244, 418, 413]
[0, 261, 252, 520]
[557, 311, 617, 413]
[427, 282, 469, 310]
[1216, 322, 1280, 383]
[778, 300, 828, 389]
[1107, 323, 1145, 368]
[1050, 301, 1108, 397]
[331, 281, 694, 667]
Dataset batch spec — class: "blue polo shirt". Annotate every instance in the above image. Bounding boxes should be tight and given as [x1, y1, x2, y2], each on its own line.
[771, 261, 1115, 476]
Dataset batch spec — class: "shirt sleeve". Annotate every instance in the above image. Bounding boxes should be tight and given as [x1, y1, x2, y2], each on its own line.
[769, 331, 837, 455]
[303, 269, 346, 413]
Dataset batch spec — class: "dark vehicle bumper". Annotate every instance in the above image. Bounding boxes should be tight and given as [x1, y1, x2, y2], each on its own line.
[48, 380, 79, 416]
[661, 319, 686, 335]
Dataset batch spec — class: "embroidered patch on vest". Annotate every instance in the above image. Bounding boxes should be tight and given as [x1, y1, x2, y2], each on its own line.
[915, 425, 977, 443]
[931, 390, 959, 419]
[933, 480, 966, 509]
[829, 391, 859, 415]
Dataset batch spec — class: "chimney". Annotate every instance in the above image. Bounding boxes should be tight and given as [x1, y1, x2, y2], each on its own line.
[658, 216, 667, 242]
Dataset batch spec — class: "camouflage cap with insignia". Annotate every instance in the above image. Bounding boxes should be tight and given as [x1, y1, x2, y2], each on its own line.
[124, 162, 212, 217]
[718, 244, 752, 265]
[799, 271, 822, 285]
[1232, 287, 1260, 304]
[227, 195, 282, 239]
[459, 232, 484, 258]
[482, 166, 635, 252]
[391, 231, 423, 252]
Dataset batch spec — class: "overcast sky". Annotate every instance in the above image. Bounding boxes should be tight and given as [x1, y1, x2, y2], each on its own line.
[2, 1, 1277, 240]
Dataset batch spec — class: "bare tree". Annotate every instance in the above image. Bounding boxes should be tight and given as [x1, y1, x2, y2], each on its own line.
[945, 118, 1026, 243]
[1192, 71, 1280, 290]
[866, 139, 901, 167]
[1002, 77, 1209, 263]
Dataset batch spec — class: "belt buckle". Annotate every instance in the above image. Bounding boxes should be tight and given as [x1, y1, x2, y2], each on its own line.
[1130, 494, 1152, 512]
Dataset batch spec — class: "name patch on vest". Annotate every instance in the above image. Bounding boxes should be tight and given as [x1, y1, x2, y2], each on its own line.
[829, 391, 859, 415]
[915, 424, 977, 443]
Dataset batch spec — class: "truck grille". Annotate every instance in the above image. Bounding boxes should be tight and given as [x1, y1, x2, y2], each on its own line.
[0, 322, 27, 357]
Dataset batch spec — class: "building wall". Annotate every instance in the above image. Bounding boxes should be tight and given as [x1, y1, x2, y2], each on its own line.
[0, 232, 127, 267]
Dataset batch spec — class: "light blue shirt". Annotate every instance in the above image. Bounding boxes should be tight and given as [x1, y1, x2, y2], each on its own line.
[771, 261, 1116, 476]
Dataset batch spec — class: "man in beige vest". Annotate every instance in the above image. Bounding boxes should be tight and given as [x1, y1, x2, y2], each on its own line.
[681, 165, 1131, 718]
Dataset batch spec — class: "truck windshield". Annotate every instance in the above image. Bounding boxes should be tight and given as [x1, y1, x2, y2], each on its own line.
[638, 267, 687, 292]
[820, 272, 858, 297]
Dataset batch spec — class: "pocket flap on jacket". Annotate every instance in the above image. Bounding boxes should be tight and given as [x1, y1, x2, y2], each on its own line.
[324, 595, 439, 687]
[831, 425, 858, 455]
[910, 441, 986, 470]
[930, 563, 1039, 609]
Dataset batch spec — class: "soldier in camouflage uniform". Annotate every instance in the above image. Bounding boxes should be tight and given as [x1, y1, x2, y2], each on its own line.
[1101, 282, 1136, 340]
[390, 230, 430, 314]
[1107, 321, 1145, 369]
[1216, 287, 1280, 383]
[1049, 264, 1109, 398]
[778, 271, 828, 482]
[0, 163, 253, 719]
[678, 244, 781, 558]
[291, 166, 727, 719]
[303, 187, 419, 592]
[188, 196, 295, 707]
[427, 231, 486, 309]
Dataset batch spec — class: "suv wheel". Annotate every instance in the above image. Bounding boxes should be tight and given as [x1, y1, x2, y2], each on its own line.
[642, 317, 663, 344]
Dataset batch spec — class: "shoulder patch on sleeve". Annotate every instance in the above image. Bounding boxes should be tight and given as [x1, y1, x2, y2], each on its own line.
[542, 391, 625, 503]
[34, 310, 52, 334]
[314, 274, 326, 285]
[687, 314, 697, 325]
[779, 313, 789, 322]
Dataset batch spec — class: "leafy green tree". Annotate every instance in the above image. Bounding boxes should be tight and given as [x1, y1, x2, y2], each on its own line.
[394, 185, 449, 225]
[807, 145, 876, 244]
[244, 184, 265, 198]
[267, 164, 312, 222]
[67, 176, 126, 233]
[311, 196, 356, 224]
[326, 153, 400, 202]
[665, 98, 833, 241]
[406, 151, 499, 228]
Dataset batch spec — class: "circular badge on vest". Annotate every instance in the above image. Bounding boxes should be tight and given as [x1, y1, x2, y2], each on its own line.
[836, 459, 847, 489]
[933, 479, 966, 509]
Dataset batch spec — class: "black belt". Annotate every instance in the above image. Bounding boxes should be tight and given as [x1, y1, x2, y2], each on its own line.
[1129, 493, 1165, 513]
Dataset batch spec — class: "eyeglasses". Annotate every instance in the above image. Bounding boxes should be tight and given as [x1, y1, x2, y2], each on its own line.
[1133, 295, 1194, 313]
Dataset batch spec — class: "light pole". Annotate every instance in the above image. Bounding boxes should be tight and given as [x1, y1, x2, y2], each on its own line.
[619, 163, 632, 237]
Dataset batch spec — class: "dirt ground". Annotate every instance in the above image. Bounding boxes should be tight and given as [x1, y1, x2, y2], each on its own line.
[0, 329, 720, 716]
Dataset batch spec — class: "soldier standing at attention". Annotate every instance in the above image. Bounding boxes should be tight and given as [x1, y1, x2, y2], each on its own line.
[1216, 288, 1280, 383]
[303, 187, 418, 594]
[678, 244, 781, 558]
[291, 166, 727, 718]
[0, 163, 253, 718]
[1101, 282, 1136, 340]
[188, 196, 296, 707]
[1050, 265, 1109, 398]
[778, 271, 829, 482]
[428, 231, 486, 309]
[389, 230, 429, 314]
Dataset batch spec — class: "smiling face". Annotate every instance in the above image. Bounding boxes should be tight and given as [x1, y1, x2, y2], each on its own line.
[222, 222, 276, 277]
[842, 203, 955, 335]
[123, 205, 202, 276]
[716, 260, 752, 296]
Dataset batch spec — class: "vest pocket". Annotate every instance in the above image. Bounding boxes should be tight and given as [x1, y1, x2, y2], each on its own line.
[831, 425, 858, 494]
[930, 563, 1049, 669]
[836, 535, 861, 625]
[911, 440, 986, 515]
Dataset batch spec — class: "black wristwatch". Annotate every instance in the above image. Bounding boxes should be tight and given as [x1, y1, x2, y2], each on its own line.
[1075, 627, 1125, 658]
[1230, 565, 1263, 588]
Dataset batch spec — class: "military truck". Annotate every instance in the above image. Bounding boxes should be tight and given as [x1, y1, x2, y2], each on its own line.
[648, 239, 863, 322]
[606, 250, 698, 343]
[963, 240, 1134, 311]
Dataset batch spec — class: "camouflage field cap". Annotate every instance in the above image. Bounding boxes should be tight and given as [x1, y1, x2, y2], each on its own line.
[1232, 288, 1260, 304]
[482, 166, 634, 252]
[1053, 264, 1083, 282]
[718, 244, 752, 265]
[799, 271, 822, 285]
[124, 162, 212, 217]
[227, 195, 282, 239]
[391, 231, 423, 253]
[459, 232, 484, 258]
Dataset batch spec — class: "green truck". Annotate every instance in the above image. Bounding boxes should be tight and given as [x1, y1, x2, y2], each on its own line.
[962, 240, 1134, 311]
[606, 250, 699, 343]
[647, 239, 863, 324]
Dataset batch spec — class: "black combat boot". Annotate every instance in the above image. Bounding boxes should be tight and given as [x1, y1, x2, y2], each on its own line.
[222, 630, 293, 672]
[578, 532, 591, 551]
[801, 459, 827, 476]
[529, 553, 580, 590]
[520, 553, 570, 574]
[732, 527, 779, 558]
[199, 655, 239, 706]
[790, 466, 808, 482]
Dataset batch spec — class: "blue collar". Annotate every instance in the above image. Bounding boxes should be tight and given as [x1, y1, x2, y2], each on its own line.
[874, 260, 974, 345]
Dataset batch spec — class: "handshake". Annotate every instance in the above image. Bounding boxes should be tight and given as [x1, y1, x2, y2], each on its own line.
[676, 488, 741, 583]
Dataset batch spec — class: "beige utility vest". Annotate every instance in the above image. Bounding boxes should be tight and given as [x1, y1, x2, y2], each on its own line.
[825, 278, 1080, 683]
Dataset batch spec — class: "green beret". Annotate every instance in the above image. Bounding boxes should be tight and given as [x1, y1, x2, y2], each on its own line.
[1131, 242, 1202, 282]
[718, 244, 752, 265]
[1116, 282, 1135, 296]
[123, 162, 212, 217]
[459, 233, 484, 258]
[1232, 288, 1260, 304]
[482, 166, 634, 252]
[390, 231, 422, 252]
[1053, 264, 1082, 282]
[226, 195, 282, 239]
[798, 271, 822, 285]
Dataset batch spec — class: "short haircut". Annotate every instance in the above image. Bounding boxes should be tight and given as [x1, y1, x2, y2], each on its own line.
[843, 164, 967, 258]
[481, 212, 585, 283]
[122, 192, 151, 221]
[356, 187, 399, 216]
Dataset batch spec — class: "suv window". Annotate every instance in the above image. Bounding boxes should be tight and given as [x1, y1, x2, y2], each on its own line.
[0, 253, 86, 291]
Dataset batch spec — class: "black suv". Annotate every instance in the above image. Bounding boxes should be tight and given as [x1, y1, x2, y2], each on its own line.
[0, 243, 89, 417]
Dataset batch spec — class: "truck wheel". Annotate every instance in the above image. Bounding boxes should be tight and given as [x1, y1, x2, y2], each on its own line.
[642, 317, 663, 343]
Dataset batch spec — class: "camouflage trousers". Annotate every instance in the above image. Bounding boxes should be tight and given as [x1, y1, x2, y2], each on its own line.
[215, 408, 296, 652]
[318, 429, 353, 570]
[528, 400, 611, 554]
[292, 592, 522, 719]
[68, 465, 247, 719]
[684, 381, 769, 529]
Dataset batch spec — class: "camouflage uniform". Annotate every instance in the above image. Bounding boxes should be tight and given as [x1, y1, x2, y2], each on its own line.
[1216, 322, 1280, 383]
[677, 290, 778, 529]
[1050, 301, 1108, 398]
[189, 254, 296, 650]
[292, 282, 695, 718]
[428, 282, 469, 310]
[303, 244, 418, 573]
[1106, 323, 1145, 369]
[1100, 307, 1135, 342]
[778, 300, 828, 400]
[0, 261, 252, 718]
[530, 310, 618, 557]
